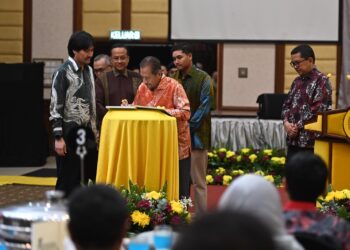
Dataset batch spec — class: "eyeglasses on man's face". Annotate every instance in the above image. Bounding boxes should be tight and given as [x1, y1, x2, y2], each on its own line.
[290, 58, 307, 68]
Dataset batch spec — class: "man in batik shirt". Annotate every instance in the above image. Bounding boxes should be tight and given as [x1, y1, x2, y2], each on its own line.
[49, 31, 98, 196]
[133, 56, 191, 198]
[282, 44, 332, 162]
[283, 153, 350, 250]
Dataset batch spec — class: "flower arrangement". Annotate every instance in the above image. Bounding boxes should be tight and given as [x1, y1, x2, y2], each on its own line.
[207, 147, 286, 187]
[318, 189, 350, 222]
[119, 181, 192, 233]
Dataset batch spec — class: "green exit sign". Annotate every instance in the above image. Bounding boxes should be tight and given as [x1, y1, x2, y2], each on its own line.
[110, 30, 141, 40]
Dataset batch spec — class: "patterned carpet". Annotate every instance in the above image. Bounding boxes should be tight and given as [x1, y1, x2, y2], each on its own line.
[0, 184, 54, 208]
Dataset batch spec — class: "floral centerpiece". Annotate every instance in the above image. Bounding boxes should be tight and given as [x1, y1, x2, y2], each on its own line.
[206, 147, 286, 187]
[318, 189, 350, 222]
[119, 181, 192, 233]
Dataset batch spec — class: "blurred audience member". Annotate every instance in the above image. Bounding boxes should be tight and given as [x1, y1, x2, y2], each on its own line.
[172, 210, 276, 250]
[284, 152, 350, 250]
[93, 54, 112, 78]
[219, 174, 304, 250]
[68, 185, 128, 250]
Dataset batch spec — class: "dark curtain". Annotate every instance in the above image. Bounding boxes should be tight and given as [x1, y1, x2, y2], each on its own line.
[0, 63, 48, 166]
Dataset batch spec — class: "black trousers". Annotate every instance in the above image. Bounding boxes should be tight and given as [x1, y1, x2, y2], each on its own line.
[179, 156, 191, 198]
[55, 148, 97, 197]
[286, 145, 314, 163]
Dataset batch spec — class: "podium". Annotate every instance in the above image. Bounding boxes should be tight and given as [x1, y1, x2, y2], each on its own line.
[96, 108, 179, 200]
[305, 108, 350, 190]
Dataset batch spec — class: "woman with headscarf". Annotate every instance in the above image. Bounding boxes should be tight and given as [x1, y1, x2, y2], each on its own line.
[218, 174, 304, 250]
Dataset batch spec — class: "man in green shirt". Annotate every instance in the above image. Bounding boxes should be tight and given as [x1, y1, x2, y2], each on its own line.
[171, 43, 214, 214]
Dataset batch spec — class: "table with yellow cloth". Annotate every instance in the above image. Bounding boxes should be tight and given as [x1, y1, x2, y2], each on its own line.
[96, 109, 179, 200]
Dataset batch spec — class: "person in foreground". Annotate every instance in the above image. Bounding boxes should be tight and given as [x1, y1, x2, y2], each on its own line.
[284, 152, 350, 250]
[133, 56, 191, 198]
[282, 44, 332, 162]
[171, 43, 214, 214]
[172, 210, 276, 250]
[68, 185, 128, 250]
[218, 174, 304, 250]
[49, 31, 98, 196]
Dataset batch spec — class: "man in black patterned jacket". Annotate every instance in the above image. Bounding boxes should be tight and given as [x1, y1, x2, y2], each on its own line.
[49, 31, 98, 196]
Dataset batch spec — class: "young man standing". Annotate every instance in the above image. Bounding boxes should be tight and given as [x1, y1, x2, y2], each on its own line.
[171, 43, 214, 214]
[49, 31, 98, 196]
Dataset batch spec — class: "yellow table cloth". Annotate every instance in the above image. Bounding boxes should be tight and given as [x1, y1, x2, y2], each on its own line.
[96, 109, 179, 200]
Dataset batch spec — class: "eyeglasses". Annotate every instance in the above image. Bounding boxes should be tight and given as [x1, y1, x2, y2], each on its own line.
[290, 59, 307, 68]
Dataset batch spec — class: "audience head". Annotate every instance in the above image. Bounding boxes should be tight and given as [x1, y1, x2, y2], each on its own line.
[219, 174, 303, 250]
[290, 44, 315, 76]
[139, 56, 162, 91]
[93, 54, 112, 78]
[172, 210, 276, 250]
[110, 44, 129, 72]
[172, 43, 193, 73]
[68, 185, 128, 250]
[285, 152, 328, 202]
[67, 31, 94, 66]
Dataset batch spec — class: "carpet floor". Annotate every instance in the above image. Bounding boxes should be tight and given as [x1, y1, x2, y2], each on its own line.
[0, 184, 54, 208]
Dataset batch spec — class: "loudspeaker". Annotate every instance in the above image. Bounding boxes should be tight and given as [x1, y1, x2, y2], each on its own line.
[256, 93, 288, 120]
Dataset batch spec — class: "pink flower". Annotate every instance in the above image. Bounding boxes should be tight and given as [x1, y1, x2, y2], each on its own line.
[214, 175, 223, 184]
[170, 215, 182, 225]
[152, 213, 165, 225]
[137, 200, 151, 209]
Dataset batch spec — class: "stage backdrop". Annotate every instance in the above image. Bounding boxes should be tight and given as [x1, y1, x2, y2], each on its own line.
[0, 63, 48, 166]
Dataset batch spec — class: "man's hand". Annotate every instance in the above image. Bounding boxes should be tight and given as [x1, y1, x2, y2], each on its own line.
[55, 137, 67, 156]
[284, 121, 298, 138]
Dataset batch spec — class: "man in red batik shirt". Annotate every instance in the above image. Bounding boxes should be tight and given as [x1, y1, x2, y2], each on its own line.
[133, 56, 191, 198]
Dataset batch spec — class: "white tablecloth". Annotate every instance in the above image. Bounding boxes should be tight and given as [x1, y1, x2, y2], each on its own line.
[211, 118, 286, 151]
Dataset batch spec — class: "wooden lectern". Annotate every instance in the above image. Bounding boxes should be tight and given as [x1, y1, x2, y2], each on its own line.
[305, 108, 350, 190]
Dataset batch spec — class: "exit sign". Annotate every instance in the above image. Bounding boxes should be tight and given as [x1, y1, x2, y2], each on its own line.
[110, 30, 141, 40]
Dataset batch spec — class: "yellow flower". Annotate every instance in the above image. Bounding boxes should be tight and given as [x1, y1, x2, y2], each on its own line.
[316, 200, 322, 209]
[223, 175, 232, 186]
[334, 190, 346, 200]
[170, 201, 184, 214]
[215, 167, 226, 175]
[255, 170, 264, 176]
[226, 150, 235, 158]
[263, 149, 272, 156]
[280, 157, 286, 165]
[218, 148, 227, 153]
[271, 157, 285, 165]
[241, 148, 250, 154]
[207, 152, 214, 158]
[236, 155, 242, 162]
[264, 175, 274, 183]
[343, 189, 350, 199]
[145, 191, 161, 200]
[232, 169, 244, 176]
[325, 191, 336, 202]
[131, 210, 150, 228]
[249, 154, 257, 163]
[327, 73, 332, 78]
[206, 175, 214, 184]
